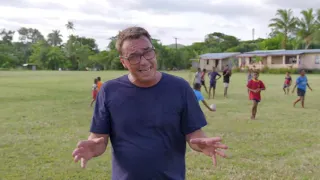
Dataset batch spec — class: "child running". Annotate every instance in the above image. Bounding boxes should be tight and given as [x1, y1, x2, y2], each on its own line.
[247, 71, 266, 120]
[283, 72, 292, 95]
[193, 83, 215, 111]
[90, 78, 98, 107]
[208, 67, 221, 99]
[292, 69, 312, 108]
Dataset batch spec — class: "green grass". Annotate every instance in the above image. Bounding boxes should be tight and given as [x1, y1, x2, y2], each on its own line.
[0, 71, 319, 180]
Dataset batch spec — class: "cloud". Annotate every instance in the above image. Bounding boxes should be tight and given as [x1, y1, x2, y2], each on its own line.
[108, 0, 272, 18]
[1, 0, 312, 50]
[263, 0, 320, 10]
[0, 0, 67, 10]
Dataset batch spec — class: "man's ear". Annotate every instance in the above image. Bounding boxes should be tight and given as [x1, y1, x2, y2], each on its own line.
[120, 57, 127, 69]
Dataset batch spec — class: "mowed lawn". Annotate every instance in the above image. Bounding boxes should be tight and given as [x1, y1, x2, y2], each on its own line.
[0, 70, 319, 180]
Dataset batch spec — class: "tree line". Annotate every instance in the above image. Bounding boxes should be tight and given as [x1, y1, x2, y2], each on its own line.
[1, 8, 320, 70]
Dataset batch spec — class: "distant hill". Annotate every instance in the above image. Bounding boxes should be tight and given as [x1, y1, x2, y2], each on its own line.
[166, 44, 185, 49]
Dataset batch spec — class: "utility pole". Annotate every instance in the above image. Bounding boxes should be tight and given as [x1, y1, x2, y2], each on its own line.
[252, 28, 255, 41]
[174, 37, 178, 50]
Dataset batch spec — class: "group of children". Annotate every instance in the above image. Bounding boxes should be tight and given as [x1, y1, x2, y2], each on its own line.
[247, 69, 313, 119]
[90, 76, 102, 107]
[192, 66, 232, 112]
[194, 66, 313, 120]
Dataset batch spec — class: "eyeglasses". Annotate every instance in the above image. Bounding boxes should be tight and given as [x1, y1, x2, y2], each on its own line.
[121, 47, 156, 65]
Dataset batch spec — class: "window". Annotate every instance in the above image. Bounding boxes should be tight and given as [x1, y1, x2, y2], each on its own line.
[315, 56, 320, 64]
[206, 59, 209, 65]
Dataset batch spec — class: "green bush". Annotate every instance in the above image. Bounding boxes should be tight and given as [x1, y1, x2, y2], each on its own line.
[232, 67, 241, 73]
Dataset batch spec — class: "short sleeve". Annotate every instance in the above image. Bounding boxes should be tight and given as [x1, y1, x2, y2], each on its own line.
[198, 92, 204, 101]
[247, 80, 252, 88]
[260, 81, 266, 89]
[296, 77, 300, 84]
[90, 84, 111, 134]
[181, 81, 207, 135]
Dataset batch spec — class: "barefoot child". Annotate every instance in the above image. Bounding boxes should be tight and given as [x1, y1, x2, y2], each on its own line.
[193, 83, 215, 111]
[200, 69, 209, 93]
[283, 72, 292, 95]
[90, 78, 98, 107]
[292, 69, 312, 108]
[247, 71, 266, 120]
[208, 67, 221, 99]
[97, 76, 103, 91]
[247, 69, 253, 95]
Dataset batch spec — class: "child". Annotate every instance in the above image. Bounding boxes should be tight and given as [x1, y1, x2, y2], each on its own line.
[208, 67, 221, 99]
[200, 69, 208, 93]
[292, 69, 312, 108]
[283, 72, 292, 95]
[247, 71, 266, 120]
[247, 69, 253, 95]
[223, 65, 232, 98]
[193, 83, 215, 111]
[193, 68, 202, 85]
[90, 78, 98, 107]
[97, 76, 102, 91]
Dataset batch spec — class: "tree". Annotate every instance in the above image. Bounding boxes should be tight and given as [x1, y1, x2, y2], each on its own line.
[296, 8, 318, 49]
[47, 30, 63, 46]
[0, 29, 15, 44]
[269, 9, 297, 49]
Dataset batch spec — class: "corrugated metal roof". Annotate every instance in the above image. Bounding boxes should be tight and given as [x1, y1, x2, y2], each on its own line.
[237, 49, 320, 57]
[200, 52, 240, 59]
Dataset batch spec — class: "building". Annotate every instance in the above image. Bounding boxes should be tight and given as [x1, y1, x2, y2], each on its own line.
[199, 52, 240, 71]
[237, 49, 320, 70]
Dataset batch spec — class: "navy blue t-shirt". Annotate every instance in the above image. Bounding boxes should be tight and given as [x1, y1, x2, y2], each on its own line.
[90, 72, 207, 180]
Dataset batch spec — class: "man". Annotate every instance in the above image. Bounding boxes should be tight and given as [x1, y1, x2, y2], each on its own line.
[222, 65, 231, 98]
[72, 27, 228, 180]
[208, 67, 221, 99]
[292, 69, 312, 108]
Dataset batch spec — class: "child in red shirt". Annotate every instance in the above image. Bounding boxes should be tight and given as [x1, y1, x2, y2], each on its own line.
[247, 71, 266, 120]
[90, 78, 98, 107]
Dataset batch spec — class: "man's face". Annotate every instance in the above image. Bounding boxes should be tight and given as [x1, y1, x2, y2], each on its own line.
[253, 73, 259, 79]
[300, 70, 305, 76]
[120, 36, 157, 83]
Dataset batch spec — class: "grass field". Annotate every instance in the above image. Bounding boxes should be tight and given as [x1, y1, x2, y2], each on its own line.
[0, 71, 319, 180]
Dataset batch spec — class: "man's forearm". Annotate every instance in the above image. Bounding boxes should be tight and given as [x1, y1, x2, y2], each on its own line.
[186, 130, 207, 152]
[88, 133, 108, 157]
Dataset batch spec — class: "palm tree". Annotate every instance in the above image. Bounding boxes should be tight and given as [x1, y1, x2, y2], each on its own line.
[269, 9, 297, 49]
[47, 30, 63, 46]
[65, 21, 75, 35]
[296, 8, 318, 49]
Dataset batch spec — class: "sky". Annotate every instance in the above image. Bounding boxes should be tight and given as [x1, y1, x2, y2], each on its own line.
[0, 0, 316, 50]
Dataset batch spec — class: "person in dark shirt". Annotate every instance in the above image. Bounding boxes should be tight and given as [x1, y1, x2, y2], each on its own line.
[208, 66, 221, 99]
[222, 65, 232, 98]
[72, 26, 228, 180]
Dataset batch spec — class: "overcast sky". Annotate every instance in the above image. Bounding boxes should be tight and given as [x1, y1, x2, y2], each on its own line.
[0, 0, 315, 49]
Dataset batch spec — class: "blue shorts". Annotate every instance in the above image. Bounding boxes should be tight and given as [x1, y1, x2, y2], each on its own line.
[297, 88, 305, 97]
[210, 81, 216, 89]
